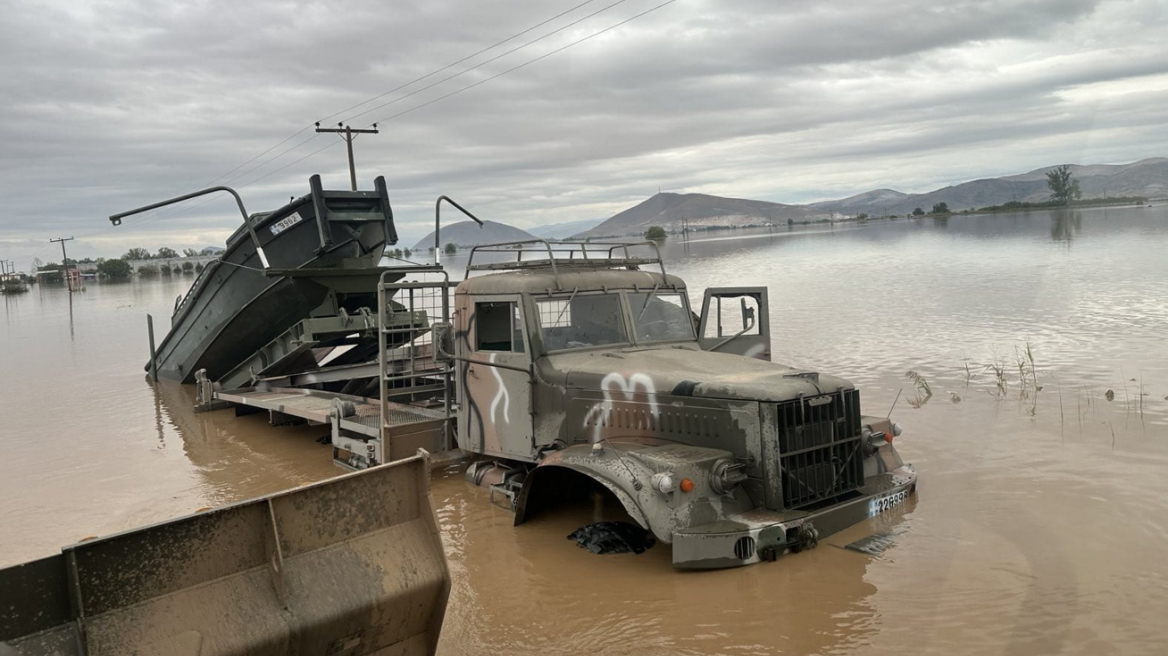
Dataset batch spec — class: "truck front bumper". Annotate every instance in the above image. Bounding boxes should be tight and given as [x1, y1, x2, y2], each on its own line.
[671, 467, 917, 569]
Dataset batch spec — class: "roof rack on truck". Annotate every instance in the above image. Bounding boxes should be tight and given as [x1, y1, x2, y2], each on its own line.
[463, 239, 667, 289]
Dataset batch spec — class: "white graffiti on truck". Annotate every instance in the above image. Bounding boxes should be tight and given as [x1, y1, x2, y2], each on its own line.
[583, 372, 658, 442]
[488, 353, 511, 425]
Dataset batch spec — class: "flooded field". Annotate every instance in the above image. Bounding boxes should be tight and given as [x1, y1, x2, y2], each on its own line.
[3, 205, 1167, 654]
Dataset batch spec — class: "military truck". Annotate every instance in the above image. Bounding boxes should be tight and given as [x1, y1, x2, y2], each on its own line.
[439, 240, 918, 569]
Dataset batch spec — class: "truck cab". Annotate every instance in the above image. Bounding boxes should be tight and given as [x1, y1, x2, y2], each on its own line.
[444, 241, 917, 569]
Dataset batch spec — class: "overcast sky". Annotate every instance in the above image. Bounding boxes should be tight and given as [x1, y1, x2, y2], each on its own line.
[2, 0, 1166, 265]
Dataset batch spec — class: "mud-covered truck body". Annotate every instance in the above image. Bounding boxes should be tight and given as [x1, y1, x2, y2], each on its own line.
[447, 241, 917, 569]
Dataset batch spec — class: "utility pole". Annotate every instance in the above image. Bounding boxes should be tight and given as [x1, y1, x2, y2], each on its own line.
[315, 122, 379, 191]
[50, 236, 75, 292]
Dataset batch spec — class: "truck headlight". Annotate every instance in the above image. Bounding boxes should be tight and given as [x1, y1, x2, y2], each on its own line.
[651, 472, 676, 494]
[710, 459, 747, 495]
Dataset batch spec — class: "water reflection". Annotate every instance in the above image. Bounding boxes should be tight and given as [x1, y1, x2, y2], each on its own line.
[1050, 208, 1082, 242]
[437, 473, 884, 655]
[151, 381, 336, 504]
[66, 291, 75, 340]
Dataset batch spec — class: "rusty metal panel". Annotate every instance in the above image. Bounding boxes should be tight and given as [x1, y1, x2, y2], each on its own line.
[0, 452, 448, 656]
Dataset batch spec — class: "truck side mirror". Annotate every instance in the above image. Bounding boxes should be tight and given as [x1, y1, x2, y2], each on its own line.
[432, 322, 455, 362]
[741, 299, 755, 330]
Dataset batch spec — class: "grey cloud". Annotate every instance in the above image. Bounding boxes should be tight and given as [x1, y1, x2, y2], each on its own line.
[1, 0, 1166, 264]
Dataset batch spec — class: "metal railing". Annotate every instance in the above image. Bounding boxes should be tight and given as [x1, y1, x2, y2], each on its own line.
[376, 268, 453, 450]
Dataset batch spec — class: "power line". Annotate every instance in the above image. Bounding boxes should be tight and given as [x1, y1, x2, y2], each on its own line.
[89, 0, 681, 242]
[49, 236, 77, 292]
[190, 0, 605, 198]
[106, 2, 608, 231]
[314, 123, 380, 191]
[365, 0, 681, 127]
[318, 0, 604, 125]
[341, 0, 633, 125]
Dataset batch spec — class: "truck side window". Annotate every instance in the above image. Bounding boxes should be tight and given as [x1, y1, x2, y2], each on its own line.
[475, 302, 524, 352]
[703, 294, 761, 338]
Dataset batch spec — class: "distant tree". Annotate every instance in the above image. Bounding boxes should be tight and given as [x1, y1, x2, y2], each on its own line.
[161, 264, 172, 275]
[644, 225, 667, 241]
[96, 259, 131, 279]
[195, 262, 205, 273]
[138, 264, 160, 276]
[182, 261, 194, 272]
[1046, 164, 1081, 205]
[123, 247, 150, 260]
[403, 248, 412, 257]
[443, 242, 457, 255]
[856, 213, 868, 221]
[172, 266, 182, 274]
[31, 257, 43, 271]
[931, 202, 950, 214]
[155, 247, 179, 259]
[912, 207, 925, 216]
[182, 248, 199, 257]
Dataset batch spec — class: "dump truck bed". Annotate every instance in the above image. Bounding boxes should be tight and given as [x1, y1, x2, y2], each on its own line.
[0, 452, 449, 656]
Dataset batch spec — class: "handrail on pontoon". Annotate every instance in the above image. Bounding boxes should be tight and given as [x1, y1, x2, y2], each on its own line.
[108, 186, 269, 268]
[434, 196, 484, 263]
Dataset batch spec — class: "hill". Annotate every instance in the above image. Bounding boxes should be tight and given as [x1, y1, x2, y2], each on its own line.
[413, 220, 537, 251]
[577, 158, 1165, 238]
[575, 192, 823, 239]
[530, 218, 604, 239]
[808, 158, 1168, 216]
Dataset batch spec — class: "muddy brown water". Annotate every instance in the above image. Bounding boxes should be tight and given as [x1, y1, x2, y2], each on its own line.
[3, 206, 1167, 654]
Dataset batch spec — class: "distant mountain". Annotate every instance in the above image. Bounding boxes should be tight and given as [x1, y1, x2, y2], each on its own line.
[809, 157, 1168, 216]
[574, 192, 823, 239]
[578, 159, 1165, 237]
[530, 218, 604, 239]
[413, 220, 537, 251]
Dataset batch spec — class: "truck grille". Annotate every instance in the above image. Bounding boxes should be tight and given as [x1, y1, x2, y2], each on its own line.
[775, 389, 864, 509]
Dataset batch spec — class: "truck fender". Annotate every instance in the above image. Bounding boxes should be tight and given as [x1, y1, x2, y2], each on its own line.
[513, 462, 650, 531]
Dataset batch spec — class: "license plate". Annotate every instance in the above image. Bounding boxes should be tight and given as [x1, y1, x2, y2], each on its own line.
[269, 211, 303, 236]
[867, 489, 909, 517]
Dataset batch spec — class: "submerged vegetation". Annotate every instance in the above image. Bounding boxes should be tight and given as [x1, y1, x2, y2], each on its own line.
[907, 342, 1156, 441]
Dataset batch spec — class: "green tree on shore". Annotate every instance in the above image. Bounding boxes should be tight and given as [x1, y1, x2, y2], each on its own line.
[932, 202, 950, 214]
[156, 247, 178, 259]
[444, 243, 457, 255]
[123, 247, 150, 260]
[644, 225, 667, 241]
[912, 207, 925, 216]
[1046, 165, 1081, 205]
[97, 259, 131, 279]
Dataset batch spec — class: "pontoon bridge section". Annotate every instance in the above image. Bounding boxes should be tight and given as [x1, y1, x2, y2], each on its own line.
[193, 239, 668, 470]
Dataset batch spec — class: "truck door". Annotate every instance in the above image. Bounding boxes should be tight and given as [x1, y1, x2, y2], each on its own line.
[463, 295, 534, 460]
[697, 287, 771, 360]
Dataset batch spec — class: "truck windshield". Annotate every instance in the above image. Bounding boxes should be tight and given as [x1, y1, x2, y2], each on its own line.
[536, 294, 628, 350]
[628, 291, 695, 342]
